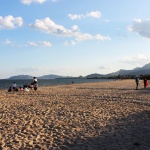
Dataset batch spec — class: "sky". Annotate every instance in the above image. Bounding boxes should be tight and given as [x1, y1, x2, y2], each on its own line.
[1, 0, 150, 79]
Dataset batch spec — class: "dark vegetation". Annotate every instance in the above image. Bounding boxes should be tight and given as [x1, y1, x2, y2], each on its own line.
[87, 74, 150, 80]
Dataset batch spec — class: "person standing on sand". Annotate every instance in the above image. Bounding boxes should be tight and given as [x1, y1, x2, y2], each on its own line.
[33, 77, 38, 84]
[33, 77, 38, 91]
[144, 78, 147, 88]
[34, 83, 38, 91]
[135, 77, 139, 90]
[143, 78, 148, 88]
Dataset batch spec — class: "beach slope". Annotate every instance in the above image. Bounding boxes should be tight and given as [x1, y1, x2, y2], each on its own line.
[0, 80, 150, 149]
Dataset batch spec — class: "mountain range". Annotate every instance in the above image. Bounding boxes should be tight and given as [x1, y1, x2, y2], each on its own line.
[107, 62, 150, 76]
[86, 63, 150, 78]
[8, 74, 66, 80]
[8, 63, 150, 79]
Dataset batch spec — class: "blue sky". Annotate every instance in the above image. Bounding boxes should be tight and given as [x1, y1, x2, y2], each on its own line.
[1, 0, 150, 79]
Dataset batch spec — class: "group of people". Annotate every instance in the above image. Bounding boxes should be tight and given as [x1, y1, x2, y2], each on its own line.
[135, 77, 149, 90]
[8, 77, 38, 92]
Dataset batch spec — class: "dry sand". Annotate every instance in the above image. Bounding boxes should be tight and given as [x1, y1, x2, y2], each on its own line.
[0, 79, 150, 150]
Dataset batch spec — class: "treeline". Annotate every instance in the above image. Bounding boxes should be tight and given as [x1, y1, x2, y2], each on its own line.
[138, 75, 150, 80]
[87, 74, 150, 80]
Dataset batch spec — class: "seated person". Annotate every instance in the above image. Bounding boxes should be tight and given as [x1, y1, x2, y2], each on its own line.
[12, 82, 17, 91]
[24, 87, 30, 92]
[15, 88, 18, 91]
[8, 86, 12, 92]
[19, 86, 24, 91]
[23, 84, 28, 89]
[30, 83, 34, 90]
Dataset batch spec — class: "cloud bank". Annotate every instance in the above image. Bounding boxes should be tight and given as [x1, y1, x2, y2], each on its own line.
[30, 17, 110, 41]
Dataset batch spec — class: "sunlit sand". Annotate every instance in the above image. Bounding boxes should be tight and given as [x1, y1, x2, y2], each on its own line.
[0, 80, 150, 149]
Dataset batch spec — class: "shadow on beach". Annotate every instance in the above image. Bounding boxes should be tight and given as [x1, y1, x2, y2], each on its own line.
[1, 107, 149, 150]
[65, 110, 150, 150]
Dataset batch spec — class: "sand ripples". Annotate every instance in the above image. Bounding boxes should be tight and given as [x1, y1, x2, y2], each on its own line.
[0, 80, 150, 149]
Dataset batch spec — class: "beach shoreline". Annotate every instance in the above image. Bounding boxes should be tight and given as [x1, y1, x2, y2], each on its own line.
[0, 80, 150, 149]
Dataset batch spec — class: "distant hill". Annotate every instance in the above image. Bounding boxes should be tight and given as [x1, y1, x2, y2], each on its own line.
[86, 73, 105, 78]
[141, 63, 150, 70]
[106, 63, 150, 76]
[39, 74, 66, 79]
[7, 63, 150, 79]
[8, 74, 66, 79]
[86, 63, 150, 78]
[8, 75, 33, 79]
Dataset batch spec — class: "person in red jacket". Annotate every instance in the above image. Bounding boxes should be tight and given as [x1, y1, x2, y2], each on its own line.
[143, 78, 148, 88]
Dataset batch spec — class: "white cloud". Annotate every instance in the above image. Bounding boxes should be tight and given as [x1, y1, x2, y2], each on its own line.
[75, 33, 111, 41]
[0, 15, 23, 29]
[30, 17, 73, 36]
[75, 33, 92, 41]
[128, 19, 150, 39]
[71, 25, 80, 32]
[4, 39, 12, 45]
[68, 11, 101, 20]
[68, 14, 84, 20]
[120, 54, 150, 66]
[87, 11, 101, 18]
[30, 17, 110, 42]
[42, 41, 52, 47]
[95, 34, 111, 41]
[21, 0, 46, 5]
[28, 42, 37, 46]
[28, 41, 52, 47]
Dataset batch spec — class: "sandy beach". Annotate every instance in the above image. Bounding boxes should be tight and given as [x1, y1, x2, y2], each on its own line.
[0, 79, 150, 150]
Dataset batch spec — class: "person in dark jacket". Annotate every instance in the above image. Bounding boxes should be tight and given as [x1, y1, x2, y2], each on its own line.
[135, 77, 139, 90]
